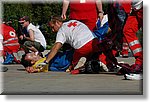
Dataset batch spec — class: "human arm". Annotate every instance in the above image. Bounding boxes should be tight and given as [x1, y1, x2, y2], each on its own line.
[96, 0, 104, 21]
[25, 66, 39, 73]
[61, 0, 70, 20]
[25, 57, 48, 73]
[19, 35, 24, 40]
[26, 66, 47, 73]
[24, 29, 35, 41]
[45, 42, 63, 64]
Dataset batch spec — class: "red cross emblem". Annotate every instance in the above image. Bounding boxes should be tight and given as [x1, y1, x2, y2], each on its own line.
[67, 22, 77, 27]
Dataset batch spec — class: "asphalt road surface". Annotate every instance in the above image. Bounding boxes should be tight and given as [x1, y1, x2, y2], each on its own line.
[0, 57, 142, 95]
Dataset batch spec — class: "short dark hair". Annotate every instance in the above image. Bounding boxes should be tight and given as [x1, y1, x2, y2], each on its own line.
[21, 54, 32, 68]
[50, 16, 63, 24]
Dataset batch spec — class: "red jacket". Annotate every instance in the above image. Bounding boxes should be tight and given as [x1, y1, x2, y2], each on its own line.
[0, 23, 20, 54]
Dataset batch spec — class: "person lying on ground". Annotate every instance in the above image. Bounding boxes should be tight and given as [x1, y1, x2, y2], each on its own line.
[21, 49, 73, 73]
[21, 15, 111, 73]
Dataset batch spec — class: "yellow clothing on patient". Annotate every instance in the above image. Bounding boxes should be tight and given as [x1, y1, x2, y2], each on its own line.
[32, 57, 48, 72]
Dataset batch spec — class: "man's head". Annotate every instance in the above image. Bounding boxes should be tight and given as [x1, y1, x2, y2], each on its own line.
[19, 16, 30, 28]
[21, 52, 42, 68]
[48, 16, 63, 32]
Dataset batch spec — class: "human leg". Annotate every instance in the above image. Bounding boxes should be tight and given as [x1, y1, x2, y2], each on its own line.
[72, 38, 100, 69]
[121, 37, 129, 58]
[24, 41, 45, 52]
[123, 16, 143, 72]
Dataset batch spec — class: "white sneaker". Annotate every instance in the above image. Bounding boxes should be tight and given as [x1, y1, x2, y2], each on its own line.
[99, 61, 109, 72]
[124, 74, 143, 80]
[74, 57, 86, 69]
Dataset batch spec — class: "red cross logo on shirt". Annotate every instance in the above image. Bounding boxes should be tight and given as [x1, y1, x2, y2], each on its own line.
[67, 22, 77, 27]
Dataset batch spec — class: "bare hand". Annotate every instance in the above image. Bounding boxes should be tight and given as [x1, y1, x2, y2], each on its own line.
[61, 14, 66, 20]
[25, 66, 38, 73]
[23, 34, 26, 38]
[98, 13, 104, 22]
[19, 35, 24, 40]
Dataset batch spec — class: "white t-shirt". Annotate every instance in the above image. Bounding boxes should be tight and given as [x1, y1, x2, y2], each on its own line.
[56, 20, 95, 49]
[27, 23, 46, 49]
[0, 34, 3, 50]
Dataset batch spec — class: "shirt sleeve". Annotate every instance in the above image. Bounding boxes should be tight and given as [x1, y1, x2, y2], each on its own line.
[55, 30, 66, 45]
[27, 24, 35, 32]
[0, 34, 3, 40]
